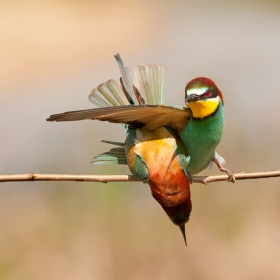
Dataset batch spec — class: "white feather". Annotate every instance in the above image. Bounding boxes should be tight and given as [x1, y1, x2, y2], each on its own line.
[186, 86, 208, 96]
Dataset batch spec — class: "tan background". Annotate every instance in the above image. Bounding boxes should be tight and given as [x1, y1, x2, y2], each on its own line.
[1, 0, 280, 279]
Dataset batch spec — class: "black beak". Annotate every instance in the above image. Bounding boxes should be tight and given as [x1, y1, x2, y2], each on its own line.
[185, 94, 201, 103]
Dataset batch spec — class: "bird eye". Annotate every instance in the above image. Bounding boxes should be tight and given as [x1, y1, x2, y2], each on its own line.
[204, 90, 211, 98]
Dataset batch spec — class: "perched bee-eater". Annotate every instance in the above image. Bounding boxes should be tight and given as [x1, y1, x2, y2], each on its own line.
[47, 54, 234, 245]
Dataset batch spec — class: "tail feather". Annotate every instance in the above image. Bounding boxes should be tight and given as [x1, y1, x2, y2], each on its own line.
[90, 53, 168, 165]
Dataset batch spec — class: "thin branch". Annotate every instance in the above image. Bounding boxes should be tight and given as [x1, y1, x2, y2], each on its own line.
[0, 170, 279, 184]
[0, 174, 139, 183]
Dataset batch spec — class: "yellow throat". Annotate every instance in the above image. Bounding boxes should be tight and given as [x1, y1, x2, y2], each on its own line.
[188, 97, 220, 119]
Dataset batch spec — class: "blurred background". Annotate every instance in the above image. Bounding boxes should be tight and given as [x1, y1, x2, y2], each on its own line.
[1, 0, 280, 279]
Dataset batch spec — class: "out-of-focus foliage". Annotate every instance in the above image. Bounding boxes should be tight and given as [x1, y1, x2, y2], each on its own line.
[1, 0, 280, 279]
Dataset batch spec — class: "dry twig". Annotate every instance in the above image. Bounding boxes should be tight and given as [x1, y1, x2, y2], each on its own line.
[0, 170, 279, 184]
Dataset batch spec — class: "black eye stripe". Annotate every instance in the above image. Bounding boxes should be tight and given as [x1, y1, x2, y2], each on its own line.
[203, 89, 218, 99]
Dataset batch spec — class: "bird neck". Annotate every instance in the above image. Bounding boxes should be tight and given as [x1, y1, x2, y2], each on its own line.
[180, 101, 224, 175]
[188, 97, 221, 119]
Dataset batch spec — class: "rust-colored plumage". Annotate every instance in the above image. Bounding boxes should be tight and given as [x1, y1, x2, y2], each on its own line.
[47, 54, 234, 246]
[125, 127, 191, 244]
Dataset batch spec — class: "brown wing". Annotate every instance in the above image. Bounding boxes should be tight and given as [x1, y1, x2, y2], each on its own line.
[46, 104, 192, 133]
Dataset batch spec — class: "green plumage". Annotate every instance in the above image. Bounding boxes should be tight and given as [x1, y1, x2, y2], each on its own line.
[180, 102, 224, 175]
[46, 54, 235, 245]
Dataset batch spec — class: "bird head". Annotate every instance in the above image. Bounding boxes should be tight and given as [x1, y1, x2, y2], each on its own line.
[162, 199, 192, 246]
[185, 77, 224, 119]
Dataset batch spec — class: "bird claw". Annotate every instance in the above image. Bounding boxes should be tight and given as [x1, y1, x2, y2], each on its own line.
[223, 168, 236, 183]
[213, 157, 235, 183]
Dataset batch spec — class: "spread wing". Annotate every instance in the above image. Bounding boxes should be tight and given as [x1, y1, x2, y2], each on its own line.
[46, 104, 192, 133]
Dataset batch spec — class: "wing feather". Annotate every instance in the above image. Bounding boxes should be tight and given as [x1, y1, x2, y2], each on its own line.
[88, 79, 129, 107]
[47, 105, 192, 133]
[114, 54, 139, 105]
[91, 147, 127, 165]
[47, 105, 191, 131]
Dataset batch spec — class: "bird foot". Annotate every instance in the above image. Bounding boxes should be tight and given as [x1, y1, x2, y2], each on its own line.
[219, 167, 236, 183]
[213, 158, 235, 183]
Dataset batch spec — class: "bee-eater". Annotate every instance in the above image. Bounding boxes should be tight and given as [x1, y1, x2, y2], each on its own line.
[47, 54, 234, 245]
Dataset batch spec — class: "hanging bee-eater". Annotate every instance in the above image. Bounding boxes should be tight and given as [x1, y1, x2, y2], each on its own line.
[47, 54, 234, 245]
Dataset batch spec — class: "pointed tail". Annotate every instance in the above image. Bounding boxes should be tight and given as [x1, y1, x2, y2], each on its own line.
[179, 224, 187, 246]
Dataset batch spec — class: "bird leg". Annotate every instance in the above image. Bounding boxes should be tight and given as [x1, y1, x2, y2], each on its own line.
[213, 157, 235, 183]
[185, 167, 193, 184]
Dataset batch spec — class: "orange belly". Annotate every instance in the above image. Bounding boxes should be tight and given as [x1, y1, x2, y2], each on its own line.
[126, 127, 190, 208]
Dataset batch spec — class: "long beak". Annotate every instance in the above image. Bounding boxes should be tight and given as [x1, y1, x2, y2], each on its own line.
[179, 224, 187, 246]
[185, 93, 201, 103]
